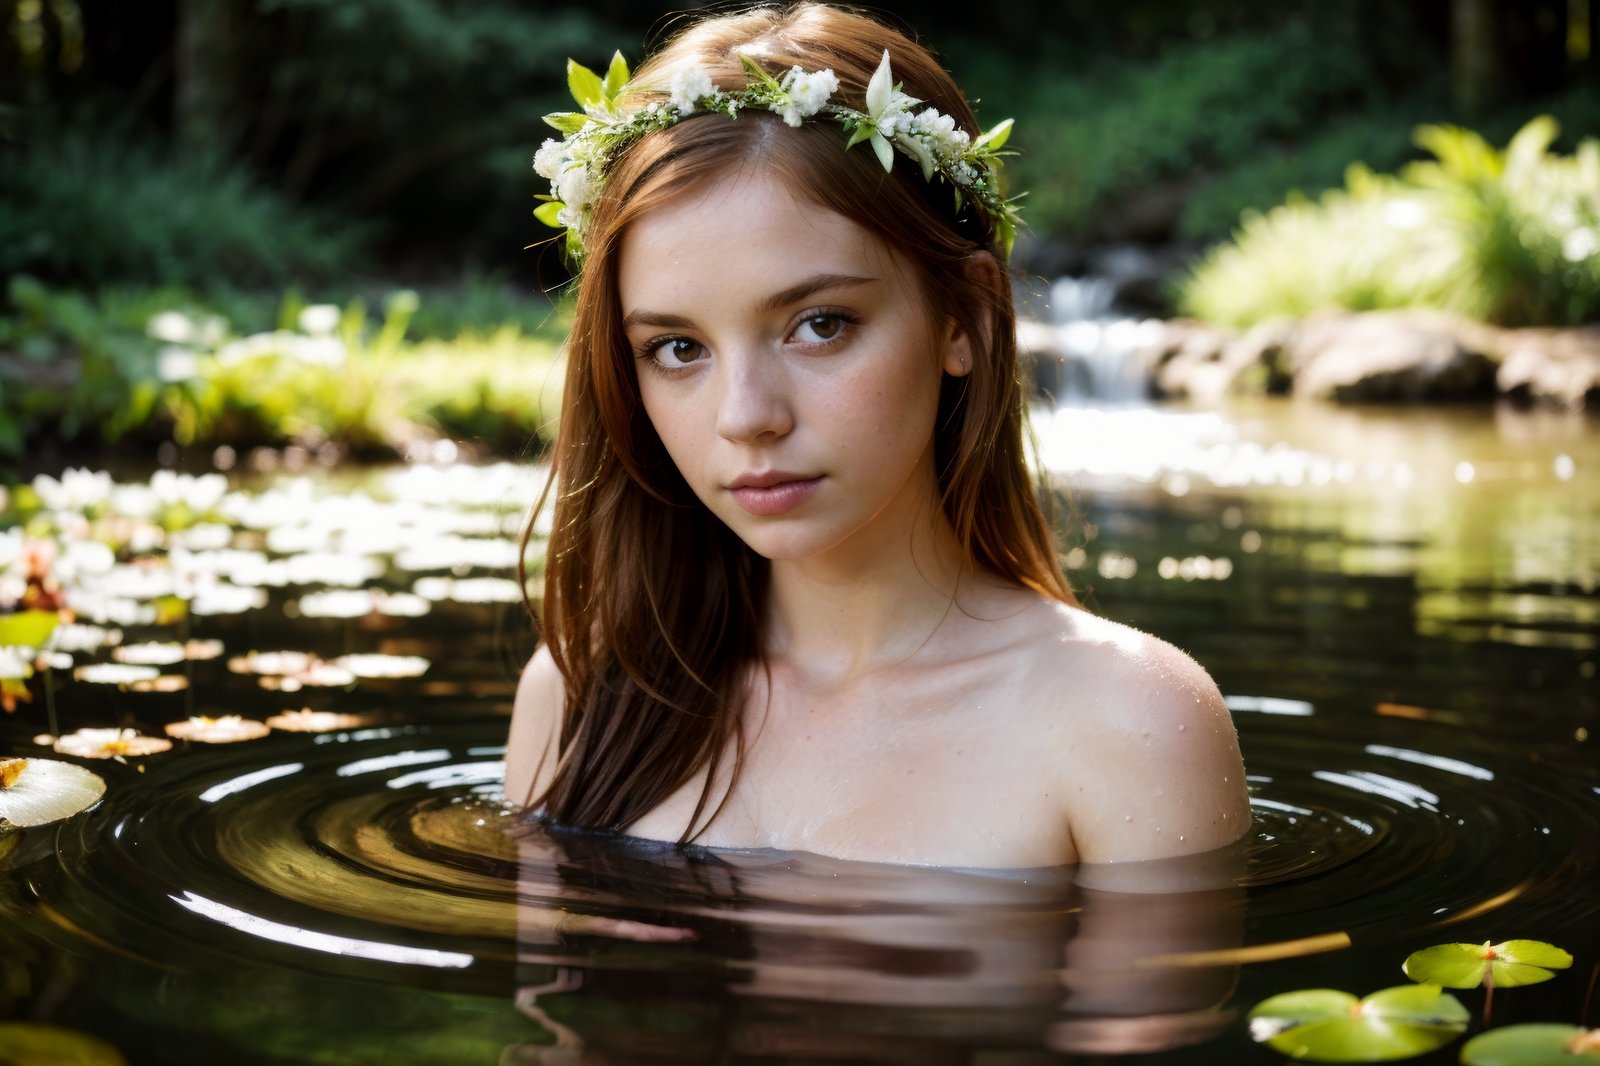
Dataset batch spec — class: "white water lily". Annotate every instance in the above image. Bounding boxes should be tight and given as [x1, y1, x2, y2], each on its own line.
[0, 758, 107, 827]
[112, 642, 187, 666]
[73, 663, 160, 685]
[332, 653, 430, 679]
[49, 728, 173, 759]
[266, 708, 376, 733]
[164, 716, 271, 743]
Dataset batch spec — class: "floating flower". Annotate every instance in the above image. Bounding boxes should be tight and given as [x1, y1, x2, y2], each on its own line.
[73, 663, 160, 685]
[265, 708, 377, 733]
[413, 576, 523, 604]
[46, 623, 124, 654]
[375, 592, 431, 618]
[229, 650, 316, 676]
[164, 716, 271, 743]
[332, 654, 430, 679]
[0, 758, 107, 826]
[190, 583, 268, 616]
[183, 639, 224, 661]
[295, 590, 376, 619]
[257, 662, 356, 692]
[47, 728, 173, 759]
[113, 642, 187, 666]
[127, 674, 190, 694]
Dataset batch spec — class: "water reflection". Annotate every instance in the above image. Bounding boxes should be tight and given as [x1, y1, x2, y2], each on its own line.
[507, 827, 1245, 1062]
[1, 401, 1597, 1062]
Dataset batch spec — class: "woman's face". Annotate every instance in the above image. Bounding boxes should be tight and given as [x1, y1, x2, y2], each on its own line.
[618, 171, 972, 565]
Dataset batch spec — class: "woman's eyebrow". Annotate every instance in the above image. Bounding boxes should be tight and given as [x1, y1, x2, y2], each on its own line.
[622, 274, 878, 332]
[759, 273, 878, 312]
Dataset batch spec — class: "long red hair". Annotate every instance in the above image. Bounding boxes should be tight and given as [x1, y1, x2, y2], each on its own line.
[521, 3, 1074, 836]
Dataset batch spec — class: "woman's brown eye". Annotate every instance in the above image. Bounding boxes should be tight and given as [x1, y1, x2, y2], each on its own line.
[798, 314, 845, 342]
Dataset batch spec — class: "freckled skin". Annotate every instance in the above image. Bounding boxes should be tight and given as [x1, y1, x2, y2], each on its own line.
[505, 173, 1251, 875]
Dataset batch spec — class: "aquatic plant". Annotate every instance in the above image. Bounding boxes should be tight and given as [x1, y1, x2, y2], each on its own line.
[1403, 940, 1573, 990]
[0, 1021, 127, 1065]
[1462, 1025, 1600, 1066]
[0, 758, 108, 827]
[42, 728, 173, 760]
[1247, 984, 1469, 1062]
[164, 717, 271, 744]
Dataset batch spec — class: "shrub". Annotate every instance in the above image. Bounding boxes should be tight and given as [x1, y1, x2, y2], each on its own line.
[1177, 116, 1600, 328]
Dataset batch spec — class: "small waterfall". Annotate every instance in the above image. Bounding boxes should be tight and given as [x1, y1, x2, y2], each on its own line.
[1017, 248, 1175, 405]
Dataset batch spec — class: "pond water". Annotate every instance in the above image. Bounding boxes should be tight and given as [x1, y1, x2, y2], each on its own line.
[1, 399, 1597, 1065]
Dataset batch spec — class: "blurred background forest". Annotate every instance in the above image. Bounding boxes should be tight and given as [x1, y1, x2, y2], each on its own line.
[1, 0, 1597, 461]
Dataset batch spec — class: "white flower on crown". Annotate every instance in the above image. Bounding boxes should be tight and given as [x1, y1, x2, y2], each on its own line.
[669, 68, 715, 115]
[533, 138, 565, 181]
[556, 163, 594, 229]
[771, 66, 838, 126]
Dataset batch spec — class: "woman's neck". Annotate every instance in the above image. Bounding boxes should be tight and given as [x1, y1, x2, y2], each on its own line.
[760, 501, 976, 684]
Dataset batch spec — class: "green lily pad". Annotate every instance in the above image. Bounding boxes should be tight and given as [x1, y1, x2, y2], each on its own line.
[1403, 940, 1572, 989]
[0, 1022, 128, 1065]
[1462, 1025, 1600, 1066]
[0, 610, 60, 651]
[1248, 983, 1469, 1062]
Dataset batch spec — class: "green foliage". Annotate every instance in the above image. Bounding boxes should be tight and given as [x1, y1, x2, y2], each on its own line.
[1247, 983, 1469, 1062]
[1462, 1025, 1600, 1066]
[1178, 116, 1600, 328]
[1402, 939, 1572, 989]
[0, 129, 364, 290]
[0, 279, 565, 458]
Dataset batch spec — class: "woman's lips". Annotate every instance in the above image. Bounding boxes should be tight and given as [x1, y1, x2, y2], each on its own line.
[728, 476, 823, 516]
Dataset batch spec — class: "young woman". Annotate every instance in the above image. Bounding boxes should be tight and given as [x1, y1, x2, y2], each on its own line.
[505, 3, 1249, 872]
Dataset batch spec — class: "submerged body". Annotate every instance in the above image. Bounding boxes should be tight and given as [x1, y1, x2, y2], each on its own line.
[505, 170, 1248, 871]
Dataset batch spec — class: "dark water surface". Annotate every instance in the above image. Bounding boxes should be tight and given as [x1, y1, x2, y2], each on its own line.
[1, 400, 1597, 1064]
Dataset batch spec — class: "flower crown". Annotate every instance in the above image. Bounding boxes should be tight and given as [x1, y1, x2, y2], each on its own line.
[533, 49, 1019, 262]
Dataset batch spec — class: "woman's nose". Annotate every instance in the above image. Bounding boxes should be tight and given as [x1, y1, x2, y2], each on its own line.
[715, 352, 794, 443]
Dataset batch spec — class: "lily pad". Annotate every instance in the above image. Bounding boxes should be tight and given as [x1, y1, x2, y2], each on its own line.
[0, 610, 62, 650]
[0, 1021, 128, 1065]
[0, 759, 107, 827]
[1462, 1025, 1600, 1066]
[1248, 983, 1469, 1062]
[1403, 940, 1572, 989]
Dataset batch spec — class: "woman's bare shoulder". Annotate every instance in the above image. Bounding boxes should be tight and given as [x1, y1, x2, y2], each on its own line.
[1016, 601, 1251, 865]
[504, 645, 565, 810]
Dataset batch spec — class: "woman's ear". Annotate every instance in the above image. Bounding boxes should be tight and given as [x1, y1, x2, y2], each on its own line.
[942, 252, 1004, 378]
